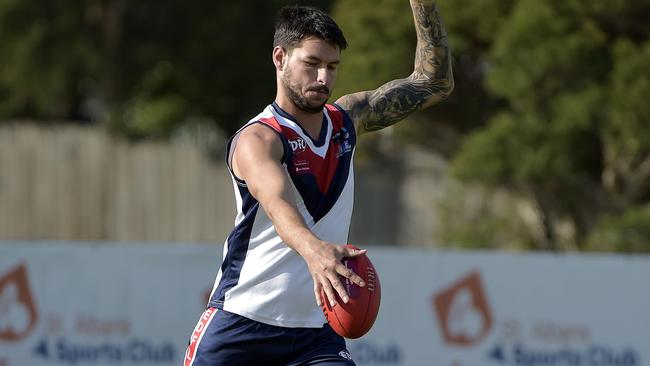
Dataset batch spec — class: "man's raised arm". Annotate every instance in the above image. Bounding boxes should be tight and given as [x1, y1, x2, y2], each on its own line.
[335, 0, 454, 134]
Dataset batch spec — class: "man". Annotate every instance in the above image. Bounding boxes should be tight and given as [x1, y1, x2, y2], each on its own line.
[184, 2, 453, 365]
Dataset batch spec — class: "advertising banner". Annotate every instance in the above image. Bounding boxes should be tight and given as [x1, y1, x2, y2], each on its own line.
[349, 250, 649, 366]
[0, 243, 648, 366]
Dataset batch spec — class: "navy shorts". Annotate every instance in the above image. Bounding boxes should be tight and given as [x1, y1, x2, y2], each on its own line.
[184, 307, 356, 366]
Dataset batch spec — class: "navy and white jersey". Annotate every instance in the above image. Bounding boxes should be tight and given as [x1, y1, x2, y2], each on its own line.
[207, 102, 357, 328]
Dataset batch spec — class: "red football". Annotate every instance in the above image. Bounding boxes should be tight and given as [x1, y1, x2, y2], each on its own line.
[321, 244, 381, 339]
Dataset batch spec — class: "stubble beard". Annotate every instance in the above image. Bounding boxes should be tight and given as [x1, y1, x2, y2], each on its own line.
[281, 69, 329, 114]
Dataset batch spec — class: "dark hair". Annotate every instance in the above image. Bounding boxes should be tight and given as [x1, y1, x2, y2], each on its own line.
[273, 6, 347, 51]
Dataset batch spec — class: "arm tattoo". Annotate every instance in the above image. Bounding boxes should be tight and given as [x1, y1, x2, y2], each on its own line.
[361, 78, 439, 132]
[339, 1, 454, 134]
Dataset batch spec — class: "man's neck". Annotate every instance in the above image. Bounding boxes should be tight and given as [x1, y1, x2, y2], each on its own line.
[274, 96, 325, 140]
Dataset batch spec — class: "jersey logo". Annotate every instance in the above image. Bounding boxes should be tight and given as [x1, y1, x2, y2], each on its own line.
[289, 138, 306, 154]
[339, 350, 353, 360]
[294, 159, 311, 173]
[332, 127, 350, 143]
[333, 127, 352, 158]
[289, 137, 310, 173]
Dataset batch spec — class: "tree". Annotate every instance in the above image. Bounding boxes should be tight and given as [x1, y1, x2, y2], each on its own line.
[452, 0, 650, 250]
[0, 0, 102, 121]
[332, 0, 650, 251]
[0, 0, 333, 138]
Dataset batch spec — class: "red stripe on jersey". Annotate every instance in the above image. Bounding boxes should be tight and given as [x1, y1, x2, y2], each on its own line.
[316, 107, 346, 193]
[258, 116, 283, 133]
[324, 104, 340, 118]
[184, 307, 218, 366]
[317, 146, 339, 193]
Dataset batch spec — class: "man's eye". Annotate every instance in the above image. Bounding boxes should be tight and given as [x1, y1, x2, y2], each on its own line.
[305, 62, 318, 67]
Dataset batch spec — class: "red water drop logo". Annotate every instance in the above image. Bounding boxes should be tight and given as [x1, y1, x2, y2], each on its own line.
[0, 263, 38, 341]
[432, 270, 493, 347]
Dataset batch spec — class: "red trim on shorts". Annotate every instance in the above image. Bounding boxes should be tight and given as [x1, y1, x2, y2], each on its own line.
[184, 307, 218, 366]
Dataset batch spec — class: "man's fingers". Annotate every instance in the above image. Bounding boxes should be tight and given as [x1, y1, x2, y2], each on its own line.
[328, 273, 349, 304]
[309, 244, 370, 307]
[314, 282, 323, 307]
[335, 263, 366, 288]
[344, 248, 367, 257]
[321, 278, 338, 307]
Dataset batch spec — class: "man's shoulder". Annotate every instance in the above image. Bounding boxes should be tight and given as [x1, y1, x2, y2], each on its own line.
[231, 104, 283, 139]
[231, 122, 286, 166]
[237, 121, 283, 145]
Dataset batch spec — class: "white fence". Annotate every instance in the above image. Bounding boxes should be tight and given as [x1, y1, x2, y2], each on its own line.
[0, 124, 234, 243]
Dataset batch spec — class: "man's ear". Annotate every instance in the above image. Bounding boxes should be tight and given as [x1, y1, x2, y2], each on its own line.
[272, 46, 287, 71]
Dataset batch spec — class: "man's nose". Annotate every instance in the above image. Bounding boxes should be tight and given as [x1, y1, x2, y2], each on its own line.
[317, 67, 330, 85]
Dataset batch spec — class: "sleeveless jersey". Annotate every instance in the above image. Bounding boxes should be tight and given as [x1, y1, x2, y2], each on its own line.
[207, 102, 357, 328]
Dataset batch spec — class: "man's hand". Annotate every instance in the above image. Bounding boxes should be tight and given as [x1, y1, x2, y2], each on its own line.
[300, 242, 367, 307]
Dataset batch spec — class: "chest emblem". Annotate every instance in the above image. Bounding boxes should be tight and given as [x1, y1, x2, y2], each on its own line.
[332, 127, 352, 158]
[289, 137, 306, 154]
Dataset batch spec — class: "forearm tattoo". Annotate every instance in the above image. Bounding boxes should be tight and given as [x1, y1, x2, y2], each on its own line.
[340, 1, 454, 134]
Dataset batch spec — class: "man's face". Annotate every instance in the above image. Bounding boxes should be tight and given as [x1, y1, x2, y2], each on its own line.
[279, 36, 341, 114]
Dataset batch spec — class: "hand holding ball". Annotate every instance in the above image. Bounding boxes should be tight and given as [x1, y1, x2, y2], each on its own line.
[321, 244, 381, 339]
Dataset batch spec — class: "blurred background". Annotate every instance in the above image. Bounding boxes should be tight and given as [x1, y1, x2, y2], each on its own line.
[2, 0, 650, 252]
[1, 0, 650, 365]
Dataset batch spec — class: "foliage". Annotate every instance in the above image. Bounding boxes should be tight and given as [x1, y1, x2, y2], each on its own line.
[449, 0, 650, 250]
[0, 0, 332, 138]
[0, 0, 101, 120]
[437, 184, 537, 250]
[334, 0, 650, 251]
[587, 204, 650, 253]
[331, 0, 416, 94]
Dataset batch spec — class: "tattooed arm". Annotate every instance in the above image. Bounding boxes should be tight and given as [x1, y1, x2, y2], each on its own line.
[335, 0, 454, 135]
